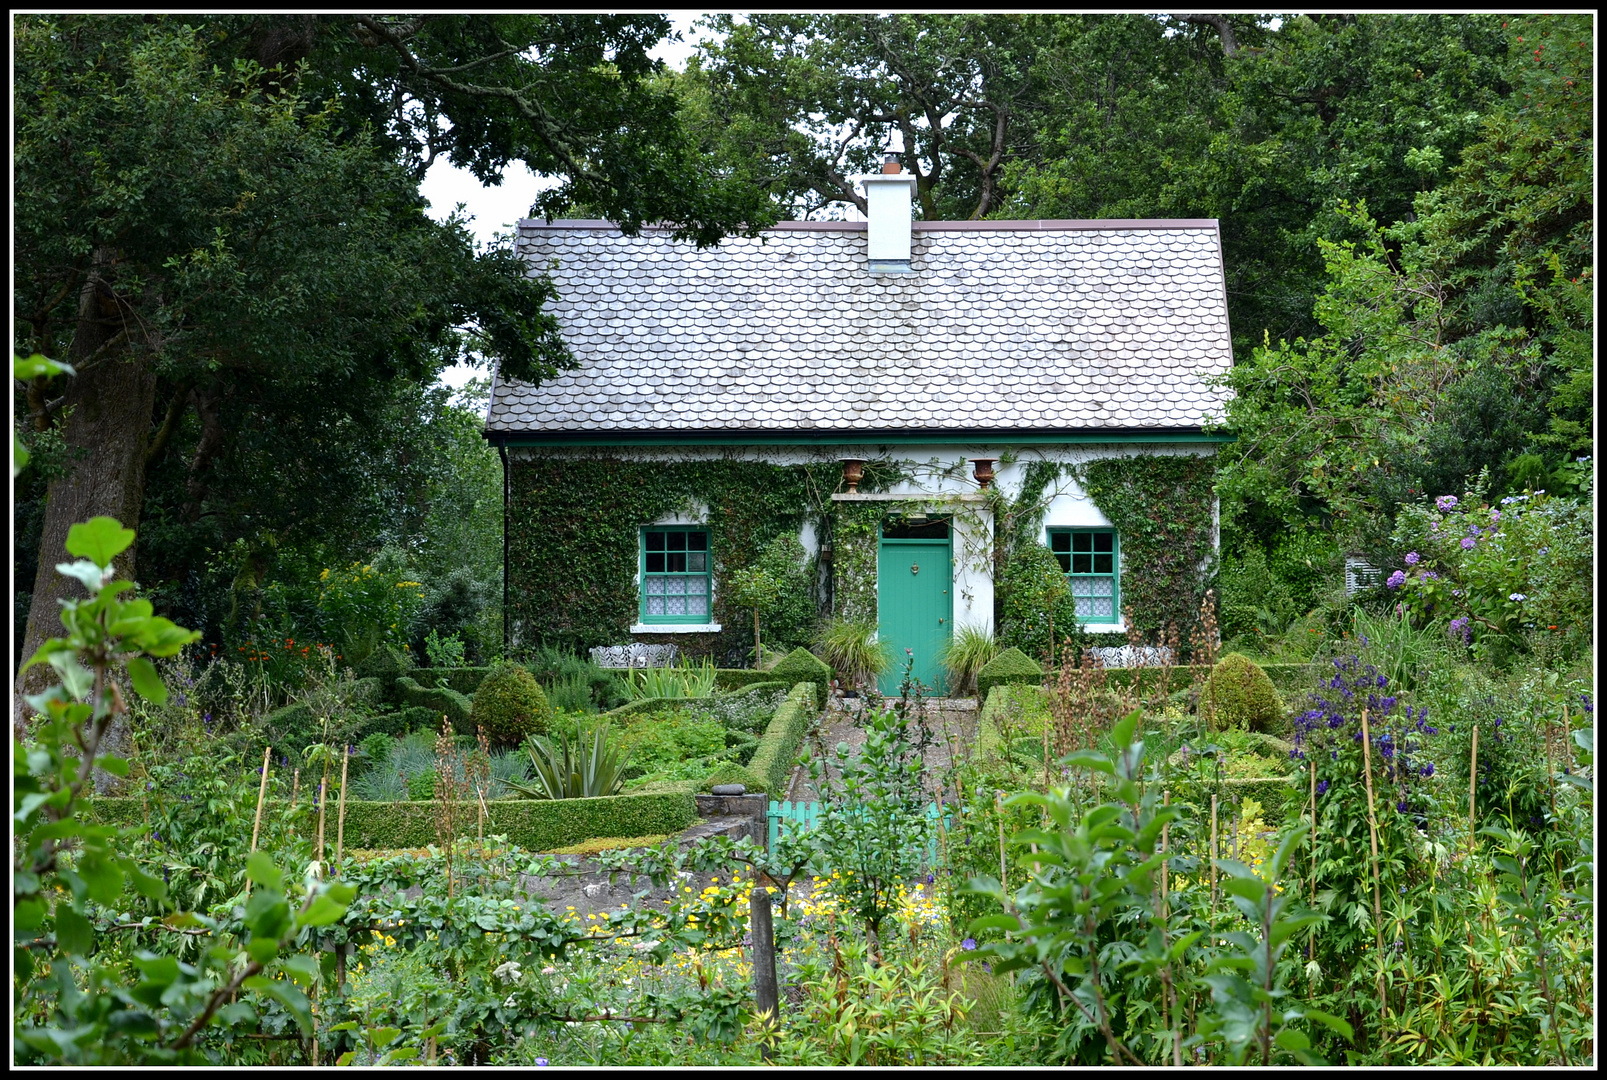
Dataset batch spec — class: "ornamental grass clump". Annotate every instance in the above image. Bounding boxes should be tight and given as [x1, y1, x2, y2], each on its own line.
[1199, 652, 1283, 734]
[470, 662, 551, 747]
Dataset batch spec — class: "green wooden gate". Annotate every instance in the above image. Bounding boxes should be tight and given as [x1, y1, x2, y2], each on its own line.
[876, 521, 952, 696]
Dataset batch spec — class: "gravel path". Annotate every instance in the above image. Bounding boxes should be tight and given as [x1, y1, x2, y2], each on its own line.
[783, 695, 980, 803]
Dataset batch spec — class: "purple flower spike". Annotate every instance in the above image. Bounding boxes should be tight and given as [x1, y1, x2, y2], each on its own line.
[1316, 780, 1330, 796]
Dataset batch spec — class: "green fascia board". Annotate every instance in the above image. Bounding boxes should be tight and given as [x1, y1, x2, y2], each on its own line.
[487, 429, 1237, 448]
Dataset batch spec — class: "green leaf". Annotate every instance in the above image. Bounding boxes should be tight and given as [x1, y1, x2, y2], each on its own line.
[126, 657, 168, 705]
[247, 935, 281, 965]
[130, 867, 169, 902]
[65, 517, 135, 569]
[54, 904, 95, 956]
[245, 851, 284, 892]
[280, 953, 320, 988]
[1275, 1027, 1311, 1052]
[132, 952, 181, 986]
[1302, 1006, 1354, 1042]
[336, 1051, 357, 1066]
[242, 976, 312, 1035]
[14, 353, 75, 380]
[382, 1048, 420, 1064]
[369, 1026, 403, 1049]
[298, 892, 350, 929]
[15, 898, 47, 932]
[96, 754, 130, 777]
[16, 791, 52, 825]
[14, 432, 29, 478]
[47, 651, 95, 701]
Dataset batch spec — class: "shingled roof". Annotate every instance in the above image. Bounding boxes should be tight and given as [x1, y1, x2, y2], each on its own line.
[485, 219, 1234, 438]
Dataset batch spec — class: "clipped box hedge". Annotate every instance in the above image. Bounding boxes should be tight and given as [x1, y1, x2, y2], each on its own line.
[976, 682, 1049, 759]
[410, 666, 494, 696]
[1077, 662, 1314, 693]
[976, 647, 1044, 700]
[82, 791, 699, 853]
[708, 681, 817, 797]
[396, 676, 474, 729]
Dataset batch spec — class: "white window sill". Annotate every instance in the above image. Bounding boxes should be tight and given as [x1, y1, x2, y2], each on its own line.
[1082, 623, 1125, 634]
[630, 623, 722, 634]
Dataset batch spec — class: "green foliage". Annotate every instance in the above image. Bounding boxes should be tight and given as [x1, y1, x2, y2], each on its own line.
[1200, 653, 1284, 734]
[624, 657, 718, 701]
[1387, 487, 1593, 667]
[354, 646, 412, 699]
[315, 560, 427, 668]
[939, 624, 1000, 696]
[806, 675, 936, 945]
[508, 723, 633, 800]
[424, 628, 467, 668]
[765, 647, 835, 710]
[727, 533, 815, 660]
[395, 676, 474, 732]
[506, 457, 834, 654]
[470, 662, 552, 747]
[966, 711, 1351, 1066]
[14, 516, 356, 1063]
[1072, 455, 1218, 642]
[1218, 545, 1298, 643]
[975, 647, 1044, 701]
[813, 619, 892, 694]
[995, 542, 1076, 664]
[745, 683, 818, 797]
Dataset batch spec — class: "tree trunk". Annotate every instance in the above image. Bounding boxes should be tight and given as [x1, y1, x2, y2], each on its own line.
[15, 269, 158, 747]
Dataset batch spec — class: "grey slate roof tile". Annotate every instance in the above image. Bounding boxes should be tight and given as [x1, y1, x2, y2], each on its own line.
[487, 221, 1233, 434]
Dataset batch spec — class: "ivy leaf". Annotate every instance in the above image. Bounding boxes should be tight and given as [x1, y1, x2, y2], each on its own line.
[126, 657, 168, 705]
[64, 516, 135, 569]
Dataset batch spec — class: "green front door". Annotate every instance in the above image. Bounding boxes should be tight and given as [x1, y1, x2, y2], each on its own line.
[876, 520, 953, 696]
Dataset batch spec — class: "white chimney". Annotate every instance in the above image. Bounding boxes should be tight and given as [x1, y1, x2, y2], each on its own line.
[854, 143, 916, 274]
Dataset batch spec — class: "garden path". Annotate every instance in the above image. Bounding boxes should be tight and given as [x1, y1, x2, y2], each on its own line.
[783, 695, 979, 803]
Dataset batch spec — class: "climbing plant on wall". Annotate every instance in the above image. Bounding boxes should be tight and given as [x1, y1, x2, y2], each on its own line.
[1069, 453, 1217, 643]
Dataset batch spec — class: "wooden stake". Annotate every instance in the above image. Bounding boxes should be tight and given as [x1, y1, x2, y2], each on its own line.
[245, 746, 272, 900]
[290, 767, 301, 811]
[315, 777, 328, 867]
[335, 748, 350, 874]
[1160, 790, 1170, 912]
[751, 885, 780, 1060]
[1359, 707, 1387, 1020]
[1209, 794, 1218, 913]
[996, 790, 1008, 893]
[1468, 724, 1480, 854]
[1308, 758, 1318, 903]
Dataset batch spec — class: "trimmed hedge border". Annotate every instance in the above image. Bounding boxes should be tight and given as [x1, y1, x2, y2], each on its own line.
[1064, 663, 1315, 693]
[735, 682, 817, 797]
[977, 683, 1049, 760]
[411, 666, 493, 696]
[396, 676, 474, 728]
[82, 791, 699, 853]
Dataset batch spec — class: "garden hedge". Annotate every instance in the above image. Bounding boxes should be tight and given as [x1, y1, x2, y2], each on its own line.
[410, 666, 493, 696]
[765, 648, 833, 709]
[1075, 663, 1314, 693]
[976, 683, 1049, 759]
[976, 647, 1044, 700]
[730, 681, 817, 796]
[356, 706, 439, 739]
[82, 792, 700, 853]
[396, 676, 475, 729]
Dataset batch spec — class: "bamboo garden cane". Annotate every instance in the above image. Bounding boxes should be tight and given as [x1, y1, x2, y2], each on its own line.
[1359, 707, 1388, 1029]
[245, 746, 272, 901]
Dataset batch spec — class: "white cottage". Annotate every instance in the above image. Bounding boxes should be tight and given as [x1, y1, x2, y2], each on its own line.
[484, 156, 1234, 692]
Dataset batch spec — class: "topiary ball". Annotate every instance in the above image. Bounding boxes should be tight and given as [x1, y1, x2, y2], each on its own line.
[469, 662, 552, 747]
[1199, 652, 1283, 734]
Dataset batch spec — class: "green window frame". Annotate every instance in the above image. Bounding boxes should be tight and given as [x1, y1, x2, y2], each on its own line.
[1048, 528, 1120, 623]
[639, 526, 713, 624]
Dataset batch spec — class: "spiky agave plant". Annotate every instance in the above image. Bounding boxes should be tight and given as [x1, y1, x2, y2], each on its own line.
[504, 722, 633, 799]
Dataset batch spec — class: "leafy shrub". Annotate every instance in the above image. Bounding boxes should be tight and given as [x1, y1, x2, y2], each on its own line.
[548, 672, 596, 713]
[355, 644, 412, 698]
[424, 627, 466, 667]
[316, 552, 425, 667]
[396, 675, 474, 730]
[975, 647, 1043, 701]
[813, 619, 891, 694]
[470, 662, 551, 747]
[996, 542, 1078, 664]
[1218, 543, 1297, 641]
[1200, 652, 1283, 733]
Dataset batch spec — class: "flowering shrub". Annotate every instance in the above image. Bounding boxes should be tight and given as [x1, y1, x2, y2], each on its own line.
[1292, 657, 1437, 967]
[1387, 483, 1593, 664]
[317, 560, 426, 666]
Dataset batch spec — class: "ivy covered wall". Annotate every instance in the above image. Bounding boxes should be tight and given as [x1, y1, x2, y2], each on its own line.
[507, 456, 834, 656]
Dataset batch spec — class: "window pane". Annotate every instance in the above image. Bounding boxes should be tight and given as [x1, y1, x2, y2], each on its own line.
[665, 593, 687, 615]
[688, 532, 708, 551]
[646, 596, 666, 615]
[1093, 553, 1113, 574]
[1072, 553, 1092, 574]
[647, 531, 665, 551]
[646, 553, 665, 573]
[1053, 552, 1071, 573]
[687, 551, 707, 572]
[1090, 577, 1113, 598]
[1073, 533, 1093, 554]
[667, 532, 687, 551]
[666, 552, 685, 573]
[1093, 533, 1113, 553]
[1071, 579, 1093, 597]
[646, 579, 667, 595]
[1050, 532, 1070, 553]
[1087, 595, 1114, 618]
